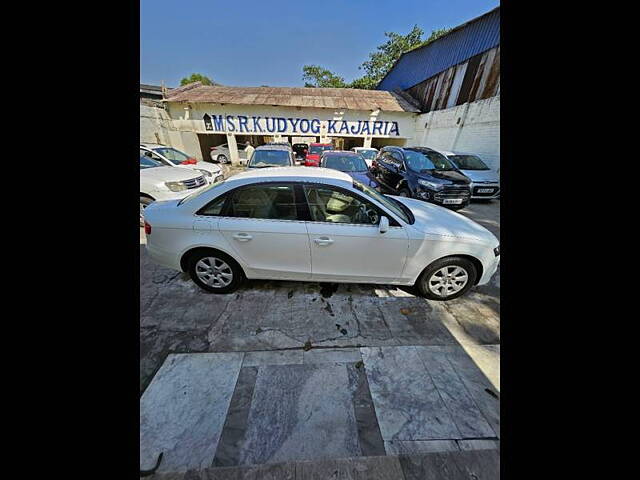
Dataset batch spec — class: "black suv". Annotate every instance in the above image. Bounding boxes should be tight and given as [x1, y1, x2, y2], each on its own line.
[373, 146, 471, 210]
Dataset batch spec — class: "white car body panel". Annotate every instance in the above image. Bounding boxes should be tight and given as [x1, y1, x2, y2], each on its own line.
[140, 166, 209, 202]
[140, 144, 223, 181]
[144, 167, 499, 288]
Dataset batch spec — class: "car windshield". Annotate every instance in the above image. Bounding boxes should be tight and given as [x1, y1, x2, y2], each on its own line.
[178, 178, 226, 205]
[248, 150, 291, 167]
[153, 147, 191, 165]
[353, 180, 413, 224]
[405, 150, 455, 172]
[140, 156, 163, 169]
[323, 154, 368, 172]
[309, 145, 332, 154]
[449, 154, 490, 170]
[357, 150, 377, 160]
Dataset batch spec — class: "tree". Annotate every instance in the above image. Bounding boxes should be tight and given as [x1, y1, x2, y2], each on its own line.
[302, 26, 452, 90]
[302, 65, 347, 88]
[180, 73, 214, 86]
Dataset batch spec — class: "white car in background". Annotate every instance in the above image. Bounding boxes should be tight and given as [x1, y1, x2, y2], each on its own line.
[143, 167, 499, 301]
[140, 144, 224, 184]
[139, 155, 210, 225]
[351, 147, 378, 168]
[439, 150, 500, 200]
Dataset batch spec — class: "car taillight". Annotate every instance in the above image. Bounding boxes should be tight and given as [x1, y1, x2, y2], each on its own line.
[303, 149, 307, 153]
[144, 222, 152, 235]
[181, 158, 197, 165]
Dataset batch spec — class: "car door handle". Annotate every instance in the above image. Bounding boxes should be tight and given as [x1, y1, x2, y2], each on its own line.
[314, 237, 334, 246]
[233, 233, 253, 241]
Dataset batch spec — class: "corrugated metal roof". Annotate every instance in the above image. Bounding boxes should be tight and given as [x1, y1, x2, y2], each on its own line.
[377, 6, 500, 92]
[164, 83, 420, 113]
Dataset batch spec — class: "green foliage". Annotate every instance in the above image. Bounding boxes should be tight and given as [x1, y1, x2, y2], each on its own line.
[180, 73, 214, 86]
[302, 65, 347, 88]
[302, 26, 452, 90]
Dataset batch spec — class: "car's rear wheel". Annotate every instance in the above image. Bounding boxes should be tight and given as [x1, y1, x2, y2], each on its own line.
[187, 250, 244, 293]
[416, 256, 477, 301]
[139, 196, 154, 226]
[217, 154, 228, 164]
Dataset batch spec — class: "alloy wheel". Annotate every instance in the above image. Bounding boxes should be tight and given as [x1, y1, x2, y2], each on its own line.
[426, 265, 469, 297]
[195, 257, 233, 288]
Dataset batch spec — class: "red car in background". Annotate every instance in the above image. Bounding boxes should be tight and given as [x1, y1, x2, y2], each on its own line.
[304, 143, 333, 166]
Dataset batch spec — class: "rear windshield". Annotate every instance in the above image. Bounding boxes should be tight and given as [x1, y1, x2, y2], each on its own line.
[309, 145, 332, 154]
[248, 150, 291, 167]
[323, 155, 368, 172]
[448, 155, 490, 170]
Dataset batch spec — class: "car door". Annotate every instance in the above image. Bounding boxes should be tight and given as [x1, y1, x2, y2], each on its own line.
[302, 183, 409, 283]
[215, 183, 311, 280]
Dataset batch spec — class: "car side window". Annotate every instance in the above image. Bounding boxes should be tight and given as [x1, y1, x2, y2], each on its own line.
[303, 185, 381, 225]
[199, 194, 227, 216]
[227, 184, 297, 220]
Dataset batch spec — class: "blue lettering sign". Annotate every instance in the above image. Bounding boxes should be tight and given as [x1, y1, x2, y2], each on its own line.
[238, 116, 249, 133]
[327, 120, 338, 134]
[288, 117, 300, 132]
[350, 120, 362, 135]
[265, 117, 276, 133]
[388, 121, 400, 136]
[300, 119, 310, 133]
[310, 119, 320, 134]
[212, 115, 225, 131]
[361, 121, 370, 135]
[276, 117, 287, 133]
[372, 121, 383, 135]
[338, 121, 349, 134]
[252, 116, 263, 132]
[226, 115, 236, 132]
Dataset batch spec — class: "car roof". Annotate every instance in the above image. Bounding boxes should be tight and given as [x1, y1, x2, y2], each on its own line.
[322, 150, 359, 156]
[224, 166, 353, 187]
[254, 144, 292, 151]
[353, 147, 377, 150]
[140, 143, 166, 149]
[309, 143, 332, 146]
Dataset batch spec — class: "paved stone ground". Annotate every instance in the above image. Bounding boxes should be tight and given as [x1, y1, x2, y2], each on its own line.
[140, 190, 500, 476]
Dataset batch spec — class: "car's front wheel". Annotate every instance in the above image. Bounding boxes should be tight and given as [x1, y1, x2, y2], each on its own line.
[187, 250, 244, 294]
[416, 256, 478, 301]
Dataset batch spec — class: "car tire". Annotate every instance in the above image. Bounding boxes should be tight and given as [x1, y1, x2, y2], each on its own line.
[398, 188, 412, 198]
[416, 256, 478, 301]
[218, 154, 228, 164]
[187, 249, 244, 294]
[140, 196, 154, 226]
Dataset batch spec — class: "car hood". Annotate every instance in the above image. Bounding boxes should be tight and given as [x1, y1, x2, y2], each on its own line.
[182, 162, 222, 175]
[345, 171, 379, 187]
[424, 170, 470, 184]
[140, 166, 203, 183]
[390, 195, 498, 245]
[459, 169, 499, 183]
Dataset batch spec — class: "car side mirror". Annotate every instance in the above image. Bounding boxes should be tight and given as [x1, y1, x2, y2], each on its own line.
[379, 216, 389, 234]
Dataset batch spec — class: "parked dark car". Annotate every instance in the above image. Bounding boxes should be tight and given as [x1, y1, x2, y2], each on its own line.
[319, 151, 380, 189]
[246, 145, 295, 169]
[292, 143, 308, 160]
[373, 146, 471, 210]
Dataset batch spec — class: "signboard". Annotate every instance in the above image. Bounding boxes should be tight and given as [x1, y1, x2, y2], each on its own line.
[202, 114, 400, 137]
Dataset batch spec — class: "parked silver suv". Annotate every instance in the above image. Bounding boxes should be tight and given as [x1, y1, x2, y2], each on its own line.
[439, 150, 500, 200]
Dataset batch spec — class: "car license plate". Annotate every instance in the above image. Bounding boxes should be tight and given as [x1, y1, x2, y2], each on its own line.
[477, 188, 494, 193]
[443, 198, 463, 205]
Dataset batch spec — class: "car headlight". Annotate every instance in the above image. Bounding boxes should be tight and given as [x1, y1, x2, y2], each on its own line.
[418, 179, 444, 190]
[197, 169, 213, 177]
[165, 181, 187, 192]
[214, 174, 224, 183]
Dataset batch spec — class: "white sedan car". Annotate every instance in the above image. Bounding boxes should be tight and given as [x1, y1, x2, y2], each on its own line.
[144, 167, 499, 300]
[140, 155, 210, 225]
[140, 144, 224, 183]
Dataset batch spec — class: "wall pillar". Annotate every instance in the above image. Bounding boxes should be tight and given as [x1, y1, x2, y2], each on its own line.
[363, 136, 372, 148]
[227, 133, 240, 165]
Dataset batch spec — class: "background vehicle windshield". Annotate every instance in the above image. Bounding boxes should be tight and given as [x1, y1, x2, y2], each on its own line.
[140, 156, 163, 169]
[153, 147, 190, 165]
[323, 154, 368, 172]
[449, 154, 490, 170]
[248, 150, 291, 167]
[353, 180, 412, 224]
[405, 150, 455, 171]
[309, 145, 332, 154]
[358, 150, 377, 160]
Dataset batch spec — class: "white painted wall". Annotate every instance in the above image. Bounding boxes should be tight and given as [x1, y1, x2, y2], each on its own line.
[417, 96, 500, 171]
[140, 105, 203, 160]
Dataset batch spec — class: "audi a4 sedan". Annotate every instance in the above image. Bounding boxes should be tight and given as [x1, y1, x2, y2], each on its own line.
[144, 167, 499, 301]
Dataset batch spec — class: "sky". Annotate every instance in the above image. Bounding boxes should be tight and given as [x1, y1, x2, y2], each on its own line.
[140, 0, 499, 88]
